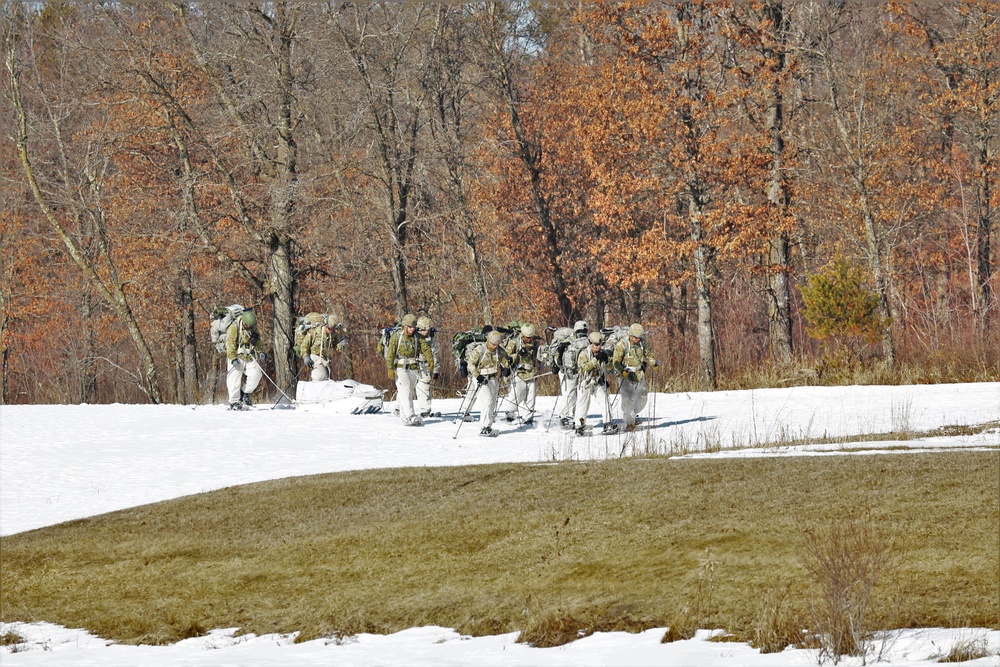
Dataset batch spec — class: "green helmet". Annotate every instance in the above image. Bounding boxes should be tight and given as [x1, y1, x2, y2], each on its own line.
[241, 311, 257, 327]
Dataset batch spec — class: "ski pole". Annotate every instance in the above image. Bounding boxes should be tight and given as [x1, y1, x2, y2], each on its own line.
[453, 379, 483, 439]
[258, 364, 296, 407]
[544, 393, 560, 433]
[272, 373, 299, 409]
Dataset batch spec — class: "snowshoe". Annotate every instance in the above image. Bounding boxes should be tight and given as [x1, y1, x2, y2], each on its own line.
[559, 416, 575, 430]
[601, 423, 620, 435]
[522, 417, 534, 426]
[462, 414, 475, 423]
[240, 391, 253, 407]
[505, 413, 516, 422]
[420, 411, 441, 418]
[479, 426, 499, 438]
[229, 402, 246, 411]
[574, 425, 593, 437]
[404, 415, 423, 426]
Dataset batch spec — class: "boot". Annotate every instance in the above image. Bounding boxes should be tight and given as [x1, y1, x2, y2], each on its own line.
[240, 391, 252, 407]
[601, 422, 620, 435]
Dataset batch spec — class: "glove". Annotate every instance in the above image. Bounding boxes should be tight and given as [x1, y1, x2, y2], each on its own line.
[501, 366, 511, 378]
[476, 374, 487, 385]
[259, 352, 265, 362]
[388, 369, 396, 381]
[651, 359, 659, 368]
[249, 332, 260, 346]
[303, 356, 314, 369]
[336, 339, 348, 352]
[624, 370, 637, 382]
[595, 350, 608, 362]
[432, 371, 440, 380]
[459, 361, 469, 378]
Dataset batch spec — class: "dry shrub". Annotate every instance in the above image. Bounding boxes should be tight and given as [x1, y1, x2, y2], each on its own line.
[937, 632, 992, 663]
[802, 511, 897, 664]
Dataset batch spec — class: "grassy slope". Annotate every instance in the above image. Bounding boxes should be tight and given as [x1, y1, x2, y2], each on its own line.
[2, 451, 997, 646]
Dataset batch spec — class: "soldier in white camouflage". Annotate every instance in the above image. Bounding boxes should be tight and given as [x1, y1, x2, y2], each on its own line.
[558, 320, 590, 428]
[504, 323, 542, 424]
[386, 313, 435, 426]
[574, 331, 619, 435]
[612, 323, 659, 430]
[465, 330, 510, 436]
[300, 315, 347, 381]
[415, 316, 440, 417]
[225, 310, 263, 410]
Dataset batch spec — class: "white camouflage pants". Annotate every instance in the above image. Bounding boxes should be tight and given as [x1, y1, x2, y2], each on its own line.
[416, 368, 433, 415]
[394, 366, 419, 423]
[574, 377, 611, 428]
[510, 375, 537, 421]
[227, 358, 262, 404]
[558, 370, 579, 419]
[306, 354, 330, 381]
[619, 377, 649, 427]
[460, 375, 498, 427]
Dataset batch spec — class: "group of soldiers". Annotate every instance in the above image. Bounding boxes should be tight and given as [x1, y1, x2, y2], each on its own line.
[222, 309, 658, 436]
[385, 315, 658, 437]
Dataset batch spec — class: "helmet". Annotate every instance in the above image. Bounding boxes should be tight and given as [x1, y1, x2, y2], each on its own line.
[628, 323, 645, 338]
[573, 320, 589, 334]
[487, 330, 504, 346]
[588, 331, 603, 345]
[240, 311, 256, 327]
[401, 314, 418, 327]
[325, 314, 339, 329]
[520, 323, 536, 338]
[417, 316, 432, 330]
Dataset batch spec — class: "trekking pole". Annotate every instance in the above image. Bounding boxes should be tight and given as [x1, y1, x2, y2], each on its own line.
[543, 393, 560, 433]
[453, 379, 483, 439]
[271, 364, 304, 409]
[258, 364, 297, 406]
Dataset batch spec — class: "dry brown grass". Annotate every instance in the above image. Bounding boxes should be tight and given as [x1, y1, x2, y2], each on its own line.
[1, 451, 997, 647]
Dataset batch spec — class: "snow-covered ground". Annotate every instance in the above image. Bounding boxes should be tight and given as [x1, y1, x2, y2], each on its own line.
[2, 381, 998, 666]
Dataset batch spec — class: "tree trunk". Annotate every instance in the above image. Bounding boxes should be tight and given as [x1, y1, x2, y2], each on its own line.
[695, 242, 717, 390]
[975, 124, 994, 334]
[178, 265, 198, 404]
[763, 0, 794, 364]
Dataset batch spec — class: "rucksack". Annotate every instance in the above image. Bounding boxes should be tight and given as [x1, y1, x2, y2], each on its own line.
[293, 312, 328, 357]
[452, 328, 488, 377]
[376, 323, 400, 360]
[540, 326, 574, 369]
[560, 336, 591, 374]
[601, 325, 631, 354]
[209, 304, 244, 353]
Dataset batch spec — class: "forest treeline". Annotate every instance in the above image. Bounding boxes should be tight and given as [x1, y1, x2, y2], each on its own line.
[1, 0, 997, 405]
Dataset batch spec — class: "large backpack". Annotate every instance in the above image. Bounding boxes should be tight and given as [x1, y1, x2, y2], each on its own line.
[540, 326, 574, 369]
[560, 336, 591, 375]
[376, 323, 401, 359]
[451, 328, 488, 377]
[209, 304, 244, 354]
[293, 312, 327, 357]
[601, 325, 631, 355]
